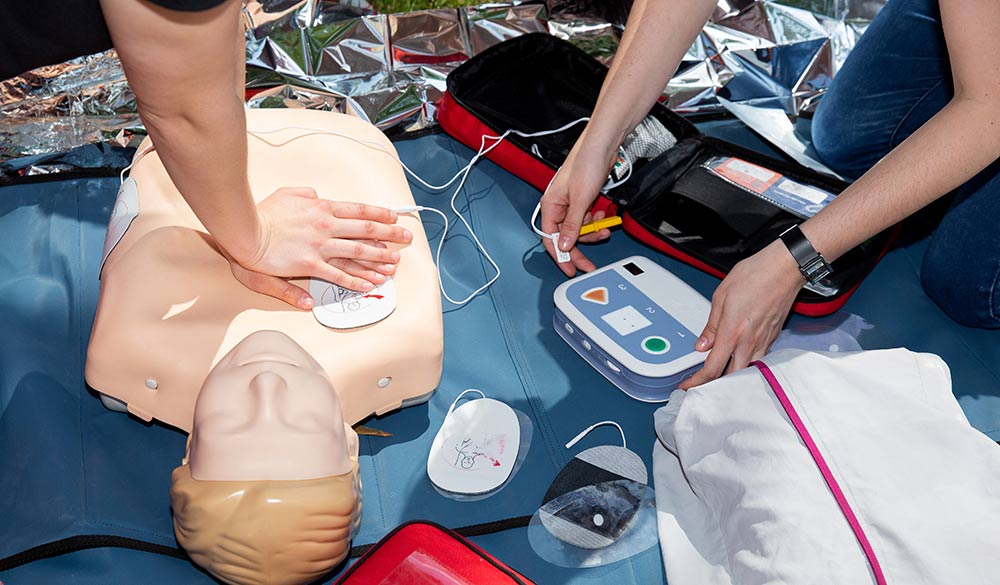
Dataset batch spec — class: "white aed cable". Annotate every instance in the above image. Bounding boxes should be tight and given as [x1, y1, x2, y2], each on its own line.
[119, 145, 156, 184]
[248, 117, 593, 305]
[565, 420, 627, 450]
[388, 203, 495, 306]
[528, 145, 632, 264]
[119, 121, 599, 304]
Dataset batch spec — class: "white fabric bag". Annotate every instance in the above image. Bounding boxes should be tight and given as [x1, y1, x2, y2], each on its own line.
[653, 349, 1000, 585]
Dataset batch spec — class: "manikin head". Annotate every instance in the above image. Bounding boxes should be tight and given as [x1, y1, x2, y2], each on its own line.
[170, 330, 361, 585]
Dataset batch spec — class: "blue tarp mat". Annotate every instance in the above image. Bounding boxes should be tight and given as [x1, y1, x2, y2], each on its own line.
[3, 123, 999, 585]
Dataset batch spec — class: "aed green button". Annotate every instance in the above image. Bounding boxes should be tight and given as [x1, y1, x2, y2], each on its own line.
[642, 336, 669, 354]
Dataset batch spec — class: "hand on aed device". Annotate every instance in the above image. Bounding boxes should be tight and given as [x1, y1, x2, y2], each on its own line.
[540, 0, 801, 388]
[540, 126, 806, 390]
[225, 188, 414, 311]
[677, 240, 805, 389]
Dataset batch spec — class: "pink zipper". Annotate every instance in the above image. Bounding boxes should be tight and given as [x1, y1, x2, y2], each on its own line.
[752, 360, 887, 585]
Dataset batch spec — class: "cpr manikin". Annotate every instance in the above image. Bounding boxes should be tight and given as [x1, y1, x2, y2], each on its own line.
[170, 330, 361, 585]
[86, 109, 443, 431]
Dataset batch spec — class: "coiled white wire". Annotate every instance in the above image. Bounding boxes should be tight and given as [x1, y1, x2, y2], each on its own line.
[247, 118, 592, 305]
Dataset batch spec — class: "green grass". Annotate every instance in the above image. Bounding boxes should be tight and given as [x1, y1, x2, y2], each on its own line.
[371, 0, 482, 14]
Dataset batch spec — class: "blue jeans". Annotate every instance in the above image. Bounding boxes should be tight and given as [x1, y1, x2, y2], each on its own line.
[812, 0, 1000, 329]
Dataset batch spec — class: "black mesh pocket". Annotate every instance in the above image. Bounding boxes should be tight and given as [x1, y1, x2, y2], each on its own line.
[670, 165, 785, 238]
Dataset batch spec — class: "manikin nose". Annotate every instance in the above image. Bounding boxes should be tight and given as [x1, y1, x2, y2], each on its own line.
[249, 371, 288, 423]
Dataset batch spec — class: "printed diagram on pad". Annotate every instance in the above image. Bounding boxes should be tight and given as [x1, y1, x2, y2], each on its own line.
[428, 393, 521, 496]
[321, 285, 380, 313]
[448, 433, 508, 471]
[310, 277, 397, 329]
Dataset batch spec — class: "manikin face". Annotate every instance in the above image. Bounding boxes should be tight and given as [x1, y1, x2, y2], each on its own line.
[187, 330, 355, 481]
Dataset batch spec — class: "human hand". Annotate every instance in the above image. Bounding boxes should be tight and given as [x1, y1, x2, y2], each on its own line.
[540, 140, 619, 277]
[678, 240, 805, 390]
[229, 187, 413, 310]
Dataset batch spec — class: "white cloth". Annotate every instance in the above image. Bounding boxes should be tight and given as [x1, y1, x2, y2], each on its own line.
[653, 349, 1000, 585]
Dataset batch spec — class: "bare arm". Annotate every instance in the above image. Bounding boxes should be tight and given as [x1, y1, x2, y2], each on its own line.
[98, 0, 411, 307]
[681, 0, 1000, 388]
[802, 0, 1000, 262]
[100, 0, 260, 261]
[540, 0, 718, 274]
[585, 0, 719, 161]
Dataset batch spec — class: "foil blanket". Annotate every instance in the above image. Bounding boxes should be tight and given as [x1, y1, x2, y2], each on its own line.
[0, 0, 882, 169]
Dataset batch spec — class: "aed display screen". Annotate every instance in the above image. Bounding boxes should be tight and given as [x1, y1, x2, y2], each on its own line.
[623, 262, 644, 276]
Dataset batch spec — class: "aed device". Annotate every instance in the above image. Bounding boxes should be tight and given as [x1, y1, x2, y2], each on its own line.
[553, 256, 711, 402]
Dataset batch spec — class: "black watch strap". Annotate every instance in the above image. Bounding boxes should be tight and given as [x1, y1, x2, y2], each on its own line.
[779, 225, 833, 284]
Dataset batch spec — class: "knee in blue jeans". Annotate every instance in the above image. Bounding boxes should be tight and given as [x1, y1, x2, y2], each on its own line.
[921, 238, 1000, 329]
[811, 100, 866, 180]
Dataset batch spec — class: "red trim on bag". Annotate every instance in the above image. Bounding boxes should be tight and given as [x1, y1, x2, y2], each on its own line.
[797, 283, 861, 317]
[437, 91, 618, 218]
[244, 87, 270, 101]
[440, 89, 896, 317]
[334, 520, 535, 584]
[394, 51, 469, 66]
[752, 362, 888, 585]
[438, 92, 557, 193]
[590, 196, 619, 220]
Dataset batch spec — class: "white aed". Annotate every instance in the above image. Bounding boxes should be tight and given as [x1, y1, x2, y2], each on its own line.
[653, 349, 1000, 585]
[553, 256, 710, 402]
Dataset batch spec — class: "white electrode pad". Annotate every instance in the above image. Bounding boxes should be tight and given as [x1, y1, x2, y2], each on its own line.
[310, 276, 397, 329]
[427, 391, 521, 495]
[100, 177, 140, 275]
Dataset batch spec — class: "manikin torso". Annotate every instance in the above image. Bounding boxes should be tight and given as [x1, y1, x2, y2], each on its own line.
[86, 109, 443, 432]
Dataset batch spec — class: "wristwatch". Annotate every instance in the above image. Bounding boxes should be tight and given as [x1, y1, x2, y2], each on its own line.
[779, 225, 833, 284]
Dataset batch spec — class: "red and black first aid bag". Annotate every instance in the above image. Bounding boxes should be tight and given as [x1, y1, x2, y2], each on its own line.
[437, 33, 895, 316]
[334, 520, 536, 584]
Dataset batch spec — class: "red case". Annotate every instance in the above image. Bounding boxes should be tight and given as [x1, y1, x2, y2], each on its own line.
[334, 521, 536, 585]
[438, 33, 896, 317]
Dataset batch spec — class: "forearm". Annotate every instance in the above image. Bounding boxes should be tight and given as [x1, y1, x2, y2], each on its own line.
[101, 0, 260, 262]
[804, 0, 1000, 262]
[582, 0, 717, 151]
[142, 88, 259, 262]
[804, 96, 1000, 262]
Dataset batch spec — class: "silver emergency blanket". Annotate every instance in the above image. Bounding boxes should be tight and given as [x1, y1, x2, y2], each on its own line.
[0, 51, 143, 165]
[0, 0, 883, 167]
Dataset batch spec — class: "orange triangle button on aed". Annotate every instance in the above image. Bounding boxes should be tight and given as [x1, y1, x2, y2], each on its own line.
[582, 286, 609, 305]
